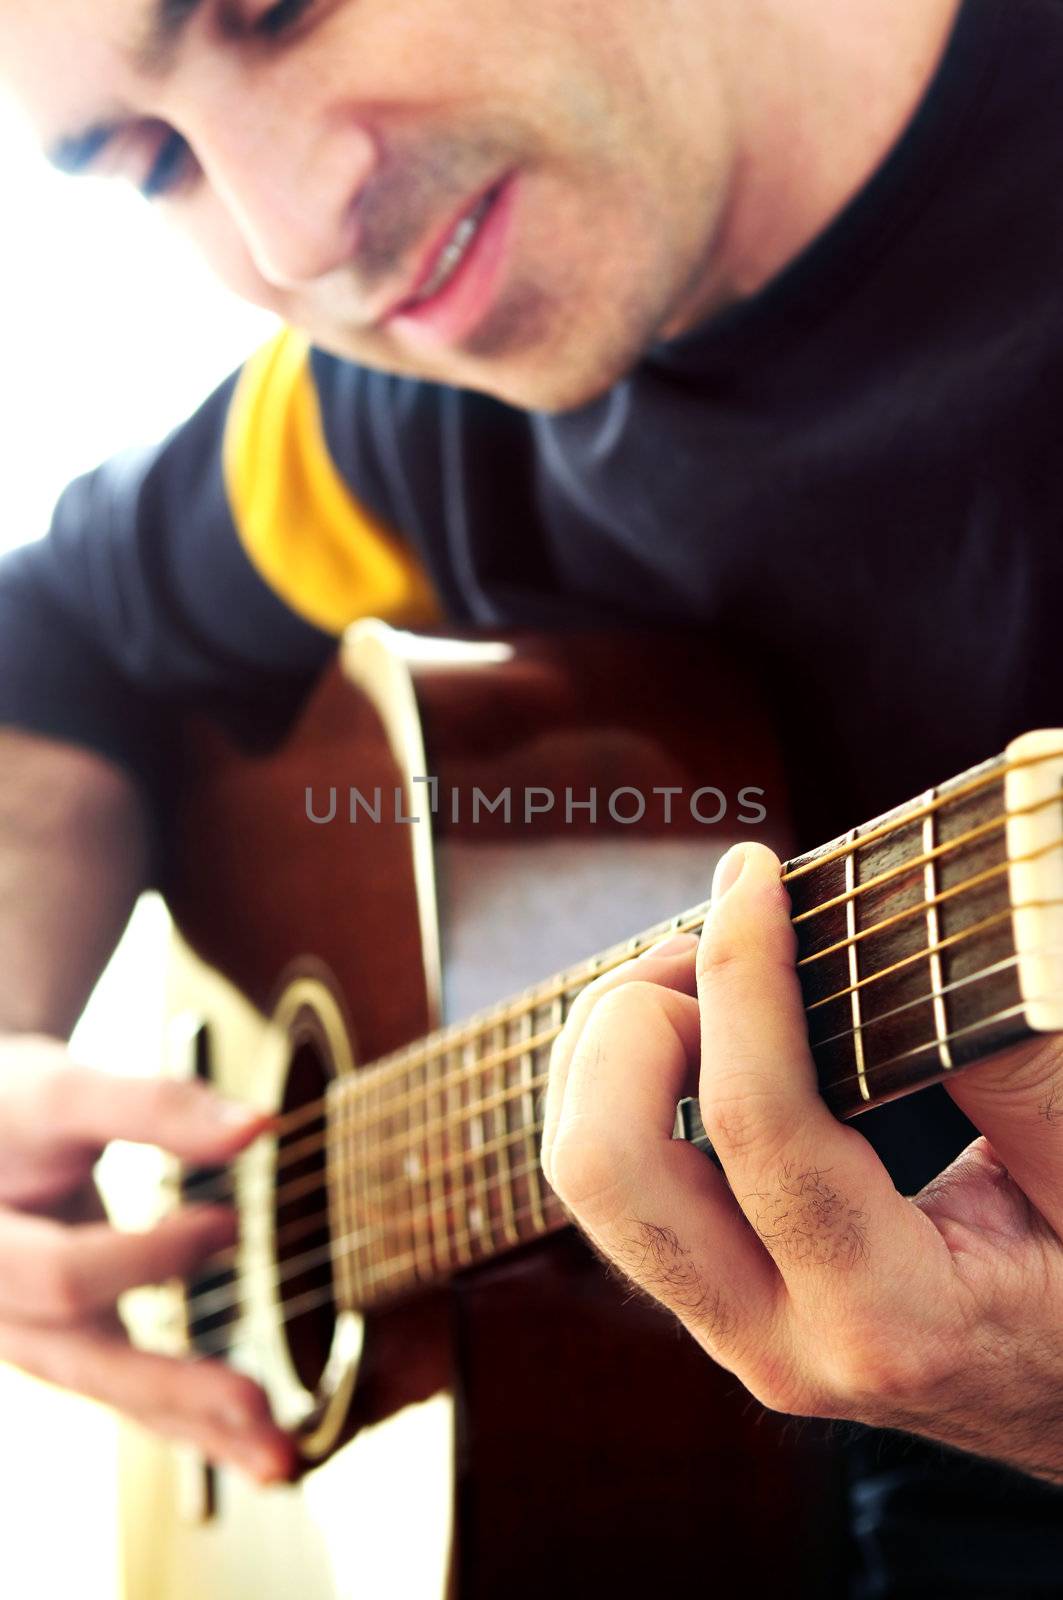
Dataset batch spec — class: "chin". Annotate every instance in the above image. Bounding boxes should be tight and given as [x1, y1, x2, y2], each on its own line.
[307, 289, 653, 416]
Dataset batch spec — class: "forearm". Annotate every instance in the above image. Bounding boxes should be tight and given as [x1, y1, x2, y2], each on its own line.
[0, 728, 148, 1038]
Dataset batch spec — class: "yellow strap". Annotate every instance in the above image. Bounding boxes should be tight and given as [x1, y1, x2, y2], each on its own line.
[223, 330, 439, 635]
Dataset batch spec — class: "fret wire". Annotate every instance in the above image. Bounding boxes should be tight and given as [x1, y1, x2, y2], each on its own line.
[465, 1036, 493, 1255]
[339, 1027, 559, 1167]
[445, 1043, 473, 1268]
[519, 1003, 547, 1232]
[922, 789, 954, 1071]
[424, 1039, 451, 1274]
[365, 1073, 389, 1290]
[490, 1017, 519, 1246]
[398, 1046, 420, 1281]
[843, 829, 870, 1102]
[409, 1047, 433, 1281]
[348, 1071, 369, 1306]
[328, 1079, 353, 1308]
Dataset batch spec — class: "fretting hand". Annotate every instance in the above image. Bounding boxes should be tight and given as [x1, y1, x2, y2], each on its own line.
[542, 842, 1063, 1484]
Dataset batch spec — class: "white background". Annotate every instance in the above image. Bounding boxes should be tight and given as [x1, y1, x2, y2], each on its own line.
[0, 95, 275, 1598]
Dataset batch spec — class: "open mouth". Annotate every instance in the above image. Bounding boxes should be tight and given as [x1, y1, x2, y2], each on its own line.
[406, 190, 497, 308]
[386, 176, 516, 348]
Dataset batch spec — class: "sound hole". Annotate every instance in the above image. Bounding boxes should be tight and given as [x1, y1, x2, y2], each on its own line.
[275, 1034, 337, 1395]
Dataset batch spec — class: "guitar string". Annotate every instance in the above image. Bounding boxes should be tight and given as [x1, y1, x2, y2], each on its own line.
[161, 1173, 566, 1364]
[788, 788, 1059, 924]
[782, 747, 1062, 881]
[179, 941, 1045, 1286]
[229, 787, 1063, 1157]
[794, 841, 1061, 971]
[172, 1140, 559, 1329]
[175, 950, 1063, 1328]
[179, 917, 1056, 1236]
[177, 860, 1063, 1218]
[279, 987, 1051, 1300]
[212, 763, 1050, 1151]
[169, 983, 1053, 1358]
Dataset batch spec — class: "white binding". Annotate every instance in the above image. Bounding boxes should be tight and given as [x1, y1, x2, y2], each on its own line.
[1005, 729, 1063, 1032]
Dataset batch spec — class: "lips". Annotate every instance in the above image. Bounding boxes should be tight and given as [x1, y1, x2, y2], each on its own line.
[380, 176, 517, 349]
[403, 190, 495, 309]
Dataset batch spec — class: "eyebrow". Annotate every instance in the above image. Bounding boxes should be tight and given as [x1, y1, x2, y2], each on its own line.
[136, 0, 210, 72]
[45, 0, 209, 173]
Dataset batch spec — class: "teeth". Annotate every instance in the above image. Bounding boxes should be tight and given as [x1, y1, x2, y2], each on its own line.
[413, 196, 491, 305]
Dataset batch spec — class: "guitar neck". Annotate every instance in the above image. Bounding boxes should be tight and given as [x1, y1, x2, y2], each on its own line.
[326, 731, 1063, 1311]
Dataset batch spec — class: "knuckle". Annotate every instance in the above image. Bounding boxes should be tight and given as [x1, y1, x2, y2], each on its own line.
[816, 1321, 948, 1421]
[702, 1077, 785, 1165]
[549, 1127, 630, 1219]
[741, 1352, 828, 1419]
[695, 925, 744, 988]
[216, 1372, 269, 1428]
[591, 981, 657, 1034]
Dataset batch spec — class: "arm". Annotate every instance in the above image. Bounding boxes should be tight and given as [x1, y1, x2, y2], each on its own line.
[0, 729, 147, 1039]
[543, 842, 1063, 1485]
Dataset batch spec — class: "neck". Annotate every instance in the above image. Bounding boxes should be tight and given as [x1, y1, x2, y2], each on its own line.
[322, 741, 1054, 1312]
[665, 0, 964, 328]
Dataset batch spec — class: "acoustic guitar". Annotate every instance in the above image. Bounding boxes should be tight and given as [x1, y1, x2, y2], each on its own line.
[116, 621, 1063, 1599]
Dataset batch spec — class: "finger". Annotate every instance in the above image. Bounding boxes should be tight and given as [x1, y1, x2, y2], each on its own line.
[541, 934, 698, 1187]
[13, 1066, 268, 1171]
[945, 1032, 1063, 1234]
[696, 843, 919, 1295]
[549, 974, 779, 1360]
[0, 1205, 237, 1324]
[137, 1404, 297, 1484]
[0, 1319, 294, 1481]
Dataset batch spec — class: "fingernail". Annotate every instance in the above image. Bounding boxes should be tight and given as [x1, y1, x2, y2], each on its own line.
[711, 845, 747, 904]
[250, 1447, 285, 1482]
[646, 933, 698, 958]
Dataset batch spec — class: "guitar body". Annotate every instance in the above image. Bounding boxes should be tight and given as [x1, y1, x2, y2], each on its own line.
[119, 626, 844, 1599]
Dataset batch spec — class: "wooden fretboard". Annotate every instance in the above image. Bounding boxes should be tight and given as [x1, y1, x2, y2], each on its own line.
[324, 748, 1054, 1312]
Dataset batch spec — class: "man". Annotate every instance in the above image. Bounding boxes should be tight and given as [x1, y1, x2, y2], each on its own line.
[1, 0, 1062, 1587]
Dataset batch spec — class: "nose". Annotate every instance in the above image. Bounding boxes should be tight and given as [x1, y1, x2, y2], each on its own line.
[189, 95, 376, 290]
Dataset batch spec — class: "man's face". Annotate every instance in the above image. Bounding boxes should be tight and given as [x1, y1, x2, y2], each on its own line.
[0, 0, 733, 410]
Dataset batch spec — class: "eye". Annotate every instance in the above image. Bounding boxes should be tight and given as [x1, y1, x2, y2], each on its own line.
[141, 131, 197, 200]
[252, 0, 315, 37]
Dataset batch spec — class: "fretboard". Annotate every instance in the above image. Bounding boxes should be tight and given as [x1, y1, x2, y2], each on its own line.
[326, 739, 1063, 1312]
